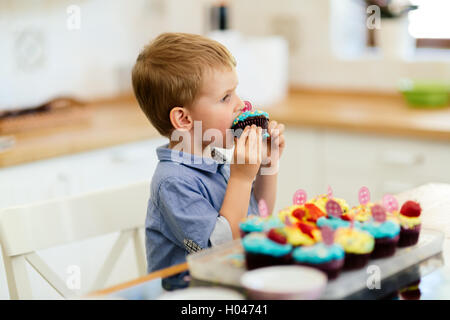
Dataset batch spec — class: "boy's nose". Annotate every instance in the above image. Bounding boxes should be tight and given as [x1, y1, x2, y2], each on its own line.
[234, 98, 245, 112]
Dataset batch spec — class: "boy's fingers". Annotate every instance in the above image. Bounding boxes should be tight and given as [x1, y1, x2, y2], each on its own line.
[268, 121, 278, 135]
[235, 127, 250, 164]
[247, 126, 259, 164]
[257, 127, 262, 163]
[237, 126, 250, 145]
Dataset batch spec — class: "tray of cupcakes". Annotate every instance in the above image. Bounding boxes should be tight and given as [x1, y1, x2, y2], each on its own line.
[187, 186, 445, 299]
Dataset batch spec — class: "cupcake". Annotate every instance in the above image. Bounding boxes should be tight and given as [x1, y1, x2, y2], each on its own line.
[239, 214, 284, 237]
[361, 205, 400, 258]
[278, 205, 303, 223]
[334, 227, 375, 270]
[242, 232, 292, 270]
[397, 200, 422, 247]
[317, 215, 362, 230]
[292, 227, 345, 280]
[382, 194, 401, 223]
[303, 203, 327, 223]
[278, 204, 326, 224]
[345, 203, 374, 222]
[316, 199, 362, 230]
[307, 194, 350, 217]
[343, 186, 374, 222]
[283, 221, 321, 247]
[399, 280, 421, 300]
[231, 101, 269, 138]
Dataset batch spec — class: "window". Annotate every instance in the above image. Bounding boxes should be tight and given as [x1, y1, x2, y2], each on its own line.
[367, 0, 450, 49]
[409, 0, 450, 48]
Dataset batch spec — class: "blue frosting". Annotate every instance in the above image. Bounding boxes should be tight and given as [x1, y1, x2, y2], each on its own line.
[239, 215, 284, 233]
[316, 216, 362, 230]
[292, 243, 345, 264]
[361, 220, 400, 239]
[239, 217, 264, 233]
[242, 233, 292, 257]
[232, 110, 269, 126]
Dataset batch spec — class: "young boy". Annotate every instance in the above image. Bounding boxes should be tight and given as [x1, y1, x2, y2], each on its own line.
[131, 33, 285, 289]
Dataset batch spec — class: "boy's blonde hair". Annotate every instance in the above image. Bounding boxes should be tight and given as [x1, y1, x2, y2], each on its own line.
[132, 32, 236, 137]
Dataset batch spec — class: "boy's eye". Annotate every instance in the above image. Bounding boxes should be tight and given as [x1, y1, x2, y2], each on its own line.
[221, 94, 230, 102]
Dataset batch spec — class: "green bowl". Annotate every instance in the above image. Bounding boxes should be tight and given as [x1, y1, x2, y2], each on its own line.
[398, 79, 450, 108]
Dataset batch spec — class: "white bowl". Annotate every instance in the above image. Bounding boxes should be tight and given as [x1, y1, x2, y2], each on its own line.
[240, 266, 327, 300]
[158, 287, 244, 300]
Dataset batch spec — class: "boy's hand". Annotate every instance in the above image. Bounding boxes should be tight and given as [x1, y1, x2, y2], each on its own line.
[230, 125, 262, 183]
[262, 120, 285, 167]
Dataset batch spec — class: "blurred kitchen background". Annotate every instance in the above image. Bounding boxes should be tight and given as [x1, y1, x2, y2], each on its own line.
[0, 0, 449, 299]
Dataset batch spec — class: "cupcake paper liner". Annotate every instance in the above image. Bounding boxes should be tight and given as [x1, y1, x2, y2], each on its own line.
[397, 224, 421, 247]
[245, 251, 292, 270]
[371, 235, 399, 259]
[295, 258, 344, 280]
[342, 252, 371, 270]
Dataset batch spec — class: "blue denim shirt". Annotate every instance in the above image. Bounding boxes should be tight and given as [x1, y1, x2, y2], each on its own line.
[145, 144, 259, 285]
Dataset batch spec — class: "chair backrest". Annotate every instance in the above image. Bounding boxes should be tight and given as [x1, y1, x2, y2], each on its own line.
[0, 181, 149, 299]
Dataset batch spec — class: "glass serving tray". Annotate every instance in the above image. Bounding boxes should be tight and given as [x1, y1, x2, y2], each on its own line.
[187, 229, 445, 299]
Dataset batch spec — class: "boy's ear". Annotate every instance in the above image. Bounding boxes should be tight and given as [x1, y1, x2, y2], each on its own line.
[169, 107, 193, 131]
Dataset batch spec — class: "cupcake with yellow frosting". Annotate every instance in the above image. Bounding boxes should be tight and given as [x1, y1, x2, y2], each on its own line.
[308, 194, 350, 218]
[275, 216, 321, 247]
[345, 203, 374, 222]
[334, 227, 375, 270]
[283, 225, 318, 247]
[345, 186, 374, 222]
[278, 204, 326, 224]
[397, 201, 422, 247]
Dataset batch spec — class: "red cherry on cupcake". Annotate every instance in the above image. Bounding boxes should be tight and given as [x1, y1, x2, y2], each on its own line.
[400, 201, 422, 217]
[297, 222, 316, 238]
[292, 208, 306, 221]
[267, 228, 287, 244]
[341, 214, 352, 222]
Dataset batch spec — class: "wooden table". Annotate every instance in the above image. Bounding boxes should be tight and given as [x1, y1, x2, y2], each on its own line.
[88, 183, 450, 299]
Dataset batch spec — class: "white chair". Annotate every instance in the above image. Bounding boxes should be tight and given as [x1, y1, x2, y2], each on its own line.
[0, 181, 149, 299]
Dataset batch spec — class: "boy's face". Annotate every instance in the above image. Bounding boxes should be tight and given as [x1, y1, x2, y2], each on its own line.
[188, 67, 243, 149]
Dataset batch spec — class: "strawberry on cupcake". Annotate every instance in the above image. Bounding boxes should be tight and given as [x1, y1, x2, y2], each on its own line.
[397, 200, 422, 247]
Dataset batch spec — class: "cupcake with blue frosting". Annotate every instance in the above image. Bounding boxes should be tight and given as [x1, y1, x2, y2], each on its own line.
[239, 214, 284, 237]
[292, 242, 345, 279]
[361, 204, 400, 258]
[231, 101, 270, 138]
[317, 215, 362, 230]
[242, 232, 292, 270]
[316, 198, 362, 230]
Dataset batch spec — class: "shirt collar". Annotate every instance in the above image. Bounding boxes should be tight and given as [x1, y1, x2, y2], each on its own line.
[156, 144, 227, 174]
